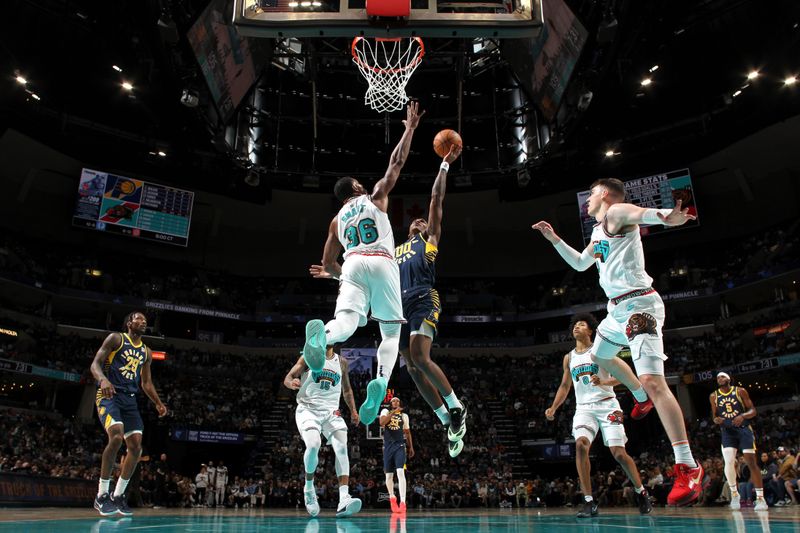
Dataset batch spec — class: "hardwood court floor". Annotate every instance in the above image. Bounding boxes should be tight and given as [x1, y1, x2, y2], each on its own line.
[0, 506, 797, 532]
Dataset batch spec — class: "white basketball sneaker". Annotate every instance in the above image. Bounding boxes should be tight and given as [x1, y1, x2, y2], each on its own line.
[336, 494, 362, 518]
[304, 488, 320, 517]
[729, 492, 741, 510]
[754, 497, 768, 511]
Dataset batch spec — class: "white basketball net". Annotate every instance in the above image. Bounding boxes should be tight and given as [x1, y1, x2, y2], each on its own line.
[351, 37, 425, 113]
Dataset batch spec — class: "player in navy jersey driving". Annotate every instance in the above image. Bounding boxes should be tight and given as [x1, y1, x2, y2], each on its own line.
[90, 311, 167, 516]
[395, 144, 467, 458]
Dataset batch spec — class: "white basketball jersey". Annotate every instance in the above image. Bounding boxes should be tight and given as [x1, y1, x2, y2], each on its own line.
[589, 221, 654, 300]
[297, 354, 343, 412]
[337, 195, 395, 260]
[569, 347, 615, 405]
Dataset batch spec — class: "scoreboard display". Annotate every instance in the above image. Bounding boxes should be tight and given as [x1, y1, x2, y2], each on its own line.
[72, 168, 194, 247]
[578, 168, 698, 244]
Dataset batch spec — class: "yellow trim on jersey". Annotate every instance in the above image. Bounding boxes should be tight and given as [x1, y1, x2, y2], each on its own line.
[717, 387, 735, 397]
[105, 334, 125, 370]
[123, 333, 143, 348]
[734, 386, 744, 405]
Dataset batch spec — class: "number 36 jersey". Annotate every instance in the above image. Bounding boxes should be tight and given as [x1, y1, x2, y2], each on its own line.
[337, 195, 395, 260]
[297, 354, 343, 412]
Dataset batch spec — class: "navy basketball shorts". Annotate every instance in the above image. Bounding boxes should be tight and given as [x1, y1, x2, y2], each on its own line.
[96, 391, 144, 437]
[720, 426, 756, 452]
[399, 289, 441, 350]
[383, 441, 407, 473]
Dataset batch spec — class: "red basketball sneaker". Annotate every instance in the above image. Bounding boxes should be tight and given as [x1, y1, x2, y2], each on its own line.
[631, 398, 654, 420]
[389, 496, 400, 513]
[668, 463, 707, 506]
[398, 501, 407, 513]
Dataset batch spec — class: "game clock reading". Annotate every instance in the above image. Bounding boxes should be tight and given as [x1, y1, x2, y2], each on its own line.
[72, 168, 194, 247]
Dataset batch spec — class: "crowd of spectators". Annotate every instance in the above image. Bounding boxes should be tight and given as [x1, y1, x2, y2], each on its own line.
[1, 221, 797, 320]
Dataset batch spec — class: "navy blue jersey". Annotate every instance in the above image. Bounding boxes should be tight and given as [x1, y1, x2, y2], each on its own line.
[715, 386, 750, 427]
[382, 410, 407, 445]
[102, 333, 147, 394]
[395, 234, 437, 300]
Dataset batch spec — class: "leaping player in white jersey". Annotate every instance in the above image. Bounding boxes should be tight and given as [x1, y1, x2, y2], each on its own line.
[533, 177, 705, 506]
[284, 345, 362, 518]
[308, 102, 424, 426]
[546, 313, 652, 518]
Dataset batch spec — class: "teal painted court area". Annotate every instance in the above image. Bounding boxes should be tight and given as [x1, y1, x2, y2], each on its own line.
[0, 508, 796, 533]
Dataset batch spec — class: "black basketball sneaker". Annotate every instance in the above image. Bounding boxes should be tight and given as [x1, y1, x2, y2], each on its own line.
[447, 400, 468, 443]
[94, 493, 119, 516]
[576, 499, 599, 518]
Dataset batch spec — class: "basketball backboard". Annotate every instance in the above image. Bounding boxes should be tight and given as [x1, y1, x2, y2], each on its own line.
[232, 0, 543, 38]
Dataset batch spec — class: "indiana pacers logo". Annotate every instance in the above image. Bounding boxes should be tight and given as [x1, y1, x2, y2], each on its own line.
[119, 349, 144, 380]
[592, 240, 610, 262]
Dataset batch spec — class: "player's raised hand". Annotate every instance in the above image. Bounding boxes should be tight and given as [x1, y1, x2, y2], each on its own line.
[657, 199, 696, 226]
[156, 402, 168, 417]
[444, 144, 462, 163]
[99, 378, 116, 399]
[402, 101, 425, 130]
[532, 221, 560, 244]
[309, 263, 333, 279]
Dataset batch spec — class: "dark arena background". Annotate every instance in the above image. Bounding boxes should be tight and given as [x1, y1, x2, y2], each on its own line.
[1, 0, 800, 531]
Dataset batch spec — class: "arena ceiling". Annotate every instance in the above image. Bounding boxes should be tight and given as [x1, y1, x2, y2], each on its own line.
[1, 0, 799, 203]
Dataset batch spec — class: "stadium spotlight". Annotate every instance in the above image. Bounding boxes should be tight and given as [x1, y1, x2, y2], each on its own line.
[112, 65, 123, 72]
[121, 81, 134, 91]
[640, 78, 652, 87]
[649, 65, 659, 73]
[15, 76, 27, 85]
[746, 70, 759, 80]
[785, 76, 797, 86]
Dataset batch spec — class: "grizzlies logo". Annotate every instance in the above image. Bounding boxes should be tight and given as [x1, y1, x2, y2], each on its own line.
[607, 410, 625, 424]
[592, 240, 610, 262]
[626, 312, 657, 340]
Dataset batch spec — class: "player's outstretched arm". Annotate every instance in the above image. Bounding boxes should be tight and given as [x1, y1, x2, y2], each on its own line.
[532, 221, 595, 271]
[283, 356, 307, 390]
[141, 348, 167, 417]
[426, 145, 461, 247]
[90, 332, 122, 399]
[545, 354, 573, 419]
[371, 101, 424, 212]
[606, 199, 696, 228]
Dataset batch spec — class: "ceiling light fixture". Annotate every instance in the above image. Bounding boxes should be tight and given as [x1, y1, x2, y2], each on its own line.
[30, 93, 40, 101]
[732, 90, 742, 97]
[640, 78, 652, 87]
[157, 150, 167, 157]
[746, 70, 759, 80]
[785, 76, 797, 86]
[112, 65, 123, 72]
[649, 65, 659, 73]
[605, 150, 620, 157]
[121, 81, 134, 91]
[15, 76, 27, 85]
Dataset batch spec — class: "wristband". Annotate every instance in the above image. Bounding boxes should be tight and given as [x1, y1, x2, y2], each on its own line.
[440, 161, 450, 172]
[641, 208, 672, 225]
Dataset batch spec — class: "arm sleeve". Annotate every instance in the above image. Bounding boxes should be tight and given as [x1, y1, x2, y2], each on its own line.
[380, 409, 389, 417]
[553, 240, 596, 272]
[641, 208, 673, 225]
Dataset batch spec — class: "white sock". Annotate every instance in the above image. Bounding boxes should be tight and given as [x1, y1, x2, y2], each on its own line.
[632, 387, 648, 403]
[397, 470, 407, 503]
[755, 488, 764, 498]
[339, 485, 349, 501]
[376, 323, 401, 379]
[634, 486, 644, 494]
[113, 478, 129, 497]
[729, 484, 738, 494]
[434, 404, 451, 425]
[585, 495, 593, 502]
[98, 478, 110, 497]
[443, 390, 463, 410]
[305, 479, 314, 491]
[671, 441, 697, 468]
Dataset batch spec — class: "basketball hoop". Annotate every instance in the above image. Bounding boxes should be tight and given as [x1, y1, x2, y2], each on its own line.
[351, 36, 425, 113]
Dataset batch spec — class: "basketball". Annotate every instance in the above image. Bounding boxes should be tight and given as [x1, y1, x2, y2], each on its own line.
[433, 129, 463, 158]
